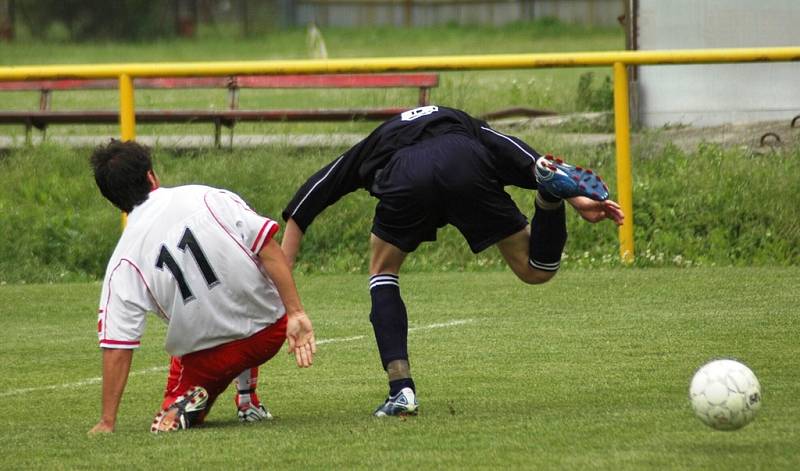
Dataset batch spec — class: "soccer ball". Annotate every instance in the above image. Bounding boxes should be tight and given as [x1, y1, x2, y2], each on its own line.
[689, 359, 762, 431]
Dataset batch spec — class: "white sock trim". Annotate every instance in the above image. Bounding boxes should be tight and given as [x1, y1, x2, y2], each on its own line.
[369, 274, 399, 290]
[529, 258, 561, 272]
[535, 192, 564, 210]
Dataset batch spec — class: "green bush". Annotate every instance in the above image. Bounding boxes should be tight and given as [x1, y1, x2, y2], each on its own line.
[576, 72, 613, 111]
[629, 142, 800, 267]
[0, 137, 797, 283]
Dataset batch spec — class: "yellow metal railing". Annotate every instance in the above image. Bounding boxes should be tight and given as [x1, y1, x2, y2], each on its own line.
[2, 46, 799, 261]
[612, 63, 633, 262]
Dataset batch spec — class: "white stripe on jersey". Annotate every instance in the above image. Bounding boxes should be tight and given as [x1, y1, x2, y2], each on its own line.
[480, 126, 538, 163]
[290, 154, 345, 218]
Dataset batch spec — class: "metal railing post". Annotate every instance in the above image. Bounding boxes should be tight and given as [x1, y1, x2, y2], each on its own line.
[119, 74, 136, 141]
[613, 62, 634, 263]
[118, 74, 136, 228]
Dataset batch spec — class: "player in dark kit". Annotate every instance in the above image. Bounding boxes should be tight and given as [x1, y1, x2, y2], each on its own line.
[281, 105, 624, 416]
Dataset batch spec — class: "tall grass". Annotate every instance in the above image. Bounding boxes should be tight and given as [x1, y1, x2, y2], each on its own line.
[0, 138, 797, 284]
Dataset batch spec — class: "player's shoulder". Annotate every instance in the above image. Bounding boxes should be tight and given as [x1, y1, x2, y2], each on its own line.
[102, 248, 145, 284]
[378, 106, 477, 138]
[196, 186, 258, 218]
[386, 105, 458, 123]
[172, 183, 220, 197]
[168, 184, 241, 204]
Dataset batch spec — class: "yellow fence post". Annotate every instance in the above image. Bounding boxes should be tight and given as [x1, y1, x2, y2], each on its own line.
[613, 62, 634, 263]
[118, 74, 136, 228]
[118, 74, 136, 141]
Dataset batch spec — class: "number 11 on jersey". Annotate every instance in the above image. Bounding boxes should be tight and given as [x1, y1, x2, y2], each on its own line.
[156, 227, 219, 303]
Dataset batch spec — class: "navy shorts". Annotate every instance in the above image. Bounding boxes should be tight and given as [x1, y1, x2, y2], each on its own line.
[370, 134, 528, 253]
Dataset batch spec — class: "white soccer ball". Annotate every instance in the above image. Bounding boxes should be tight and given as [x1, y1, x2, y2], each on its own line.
[689, 359, 762, 431]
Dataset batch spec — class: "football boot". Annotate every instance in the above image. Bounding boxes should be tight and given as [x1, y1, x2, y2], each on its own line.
[238, 403, 273, 422]
[373, 387, 419, 417]
[235, 390, 273, 422]
[534, 154, 609, 201]
[151, 386, 208, 433]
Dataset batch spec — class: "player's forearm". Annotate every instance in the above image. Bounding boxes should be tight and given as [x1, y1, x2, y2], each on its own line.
[260, 238, 304, 316]
[99, 348, 133, 429]
[280, 218, 304, 270]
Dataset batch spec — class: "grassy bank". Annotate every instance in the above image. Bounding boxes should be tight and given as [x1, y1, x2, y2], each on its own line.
[0, 138, 797, 283]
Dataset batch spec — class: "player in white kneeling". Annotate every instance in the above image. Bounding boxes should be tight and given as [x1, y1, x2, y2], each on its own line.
[88, 140, 316, 434]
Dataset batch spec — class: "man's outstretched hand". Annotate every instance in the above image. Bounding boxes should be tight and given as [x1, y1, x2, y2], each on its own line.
[88, 421, 114, 435]
[567, 196, 625, 225]
[286, 311, 316, 368]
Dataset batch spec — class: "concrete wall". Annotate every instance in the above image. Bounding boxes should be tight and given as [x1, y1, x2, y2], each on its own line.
[635, 0, 800, 127]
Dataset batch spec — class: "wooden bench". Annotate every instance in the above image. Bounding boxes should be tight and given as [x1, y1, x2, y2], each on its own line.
[0, 73, 439, 146]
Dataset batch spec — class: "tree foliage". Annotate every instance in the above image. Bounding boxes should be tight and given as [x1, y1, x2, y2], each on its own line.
[16, 0, 172, 41]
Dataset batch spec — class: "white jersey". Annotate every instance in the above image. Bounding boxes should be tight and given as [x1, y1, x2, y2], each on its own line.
[97, 185, 284, 356]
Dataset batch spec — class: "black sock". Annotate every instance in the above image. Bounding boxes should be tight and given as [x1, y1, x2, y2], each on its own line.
[538, 189, 561, 203]
[389, 378, 416, 396]
[529, 202, 567, 272]
[369, 274, 409, 371]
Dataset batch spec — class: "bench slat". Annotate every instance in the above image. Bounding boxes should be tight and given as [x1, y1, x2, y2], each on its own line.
[0, 77, 233, 91]
[0, 73, 439, 145]
[136, 77, 233, 89]
[0, 108, 411, 124]
[235, 73, 439, 89]
[0, 79, 118, 91]
[0, 73, 438, 91]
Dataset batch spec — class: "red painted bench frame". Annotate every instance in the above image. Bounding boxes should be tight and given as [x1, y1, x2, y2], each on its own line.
[0, 73, 439, 146]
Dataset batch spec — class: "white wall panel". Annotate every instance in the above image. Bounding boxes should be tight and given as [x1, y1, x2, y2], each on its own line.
[636, 0, 800, 127]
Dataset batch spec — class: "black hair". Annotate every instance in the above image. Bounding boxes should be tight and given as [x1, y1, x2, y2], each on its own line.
[89, 140, 154, 213]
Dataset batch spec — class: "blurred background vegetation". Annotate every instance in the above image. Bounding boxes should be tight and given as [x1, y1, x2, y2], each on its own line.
[1, 134, 797, 284]
[0, 4, 797, 283]
[2, 0, 623, 42]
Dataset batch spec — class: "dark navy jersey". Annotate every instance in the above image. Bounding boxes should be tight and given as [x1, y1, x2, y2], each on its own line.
[282, 106, 541, 232]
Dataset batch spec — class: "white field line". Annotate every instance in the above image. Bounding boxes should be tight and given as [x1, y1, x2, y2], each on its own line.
[0, 366, 166, 398]
[316, 335, 365, 345]
[0, 318, 475, 398]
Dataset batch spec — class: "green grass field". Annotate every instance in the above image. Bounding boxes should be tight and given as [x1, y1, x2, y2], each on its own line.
[1, 268, 798, 469]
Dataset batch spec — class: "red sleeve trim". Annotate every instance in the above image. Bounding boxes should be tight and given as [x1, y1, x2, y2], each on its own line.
[250, 220, 280, 254]
[99, 339, 141, 348]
